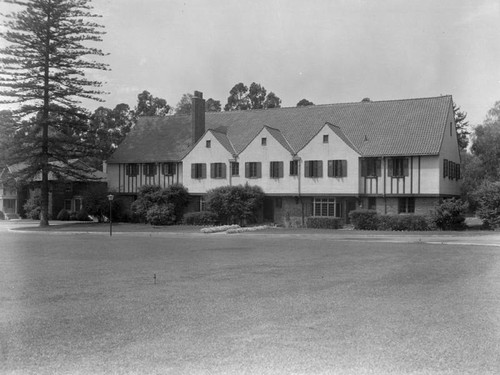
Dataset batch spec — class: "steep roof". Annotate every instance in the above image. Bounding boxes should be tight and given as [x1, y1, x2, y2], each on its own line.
[107, 95, 453, 163]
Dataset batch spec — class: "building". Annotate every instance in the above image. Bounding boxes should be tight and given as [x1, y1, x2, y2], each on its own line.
[0, 159, 106, 219]
[106, 92, 461, 225]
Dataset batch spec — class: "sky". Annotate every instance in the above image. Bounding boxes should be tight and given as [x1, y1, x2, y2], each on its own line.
[1, 0, 500, 126]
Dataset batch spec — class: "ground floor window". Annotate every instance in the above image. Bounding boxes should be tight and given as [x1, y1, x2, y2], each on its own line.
[199, 196, 206, 212]
[398, 197, 415, 213]
[313, 197, 342, 217]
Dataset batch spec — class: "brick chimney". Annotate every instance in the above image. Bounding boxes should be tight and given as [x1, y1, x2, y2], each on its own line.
[192, 91, 205, 144]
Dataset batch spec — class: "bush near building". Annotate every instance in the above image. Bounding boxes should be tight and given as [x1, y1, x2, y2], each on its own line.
[430, 198, 468, 231]
[306, 217, 342, 229]
[131, 184, 189, 225]
[473, 181, 500, 229]
[183, 211, 218, 226]
[205, 184, 264, 225]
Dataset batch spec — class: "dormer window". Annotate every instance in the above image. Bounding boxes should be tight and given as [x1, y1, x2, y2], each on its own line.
[261, 137, 267, 146]
[323, 134, 329, 143]
[206, 140, 211, 148]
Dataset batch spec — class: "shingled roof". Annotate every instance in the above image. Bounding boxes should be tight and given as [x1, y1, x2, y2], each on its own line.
[107, 95, 453, 163]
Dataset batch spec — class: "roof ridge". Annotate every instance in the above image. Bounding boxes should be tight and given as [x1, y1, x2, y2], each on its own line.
[205, 95, 453, 114]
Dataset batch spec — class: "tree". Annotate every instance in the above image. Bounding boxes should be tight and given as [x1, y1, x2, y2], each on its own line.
[0, 0, 108, 226]
[224, 82, 282, 111]
[86, 103, 134, 168]
[263, 91, 281, 109]
[224, 82, 250, 111]
[296, 99, 314, 107]
[470, 101, 500, 180]
[134, 90, 171, 118]
[175, 93, 193, 115]
[453, 102, 470, 150]
[205, 98, 221, 112]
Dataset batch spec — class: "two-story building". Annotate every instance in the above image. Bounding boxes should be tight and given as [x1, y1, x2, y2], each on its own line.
[106, 92, 461, 225]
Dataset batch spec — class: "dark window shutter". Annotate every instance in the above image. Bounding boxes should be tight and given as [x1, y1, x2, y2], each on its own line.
[245, 163, 250, 178]
[388, 158, 393, 177]
[257, 162, 262, 178]
[443, 159, 448, 178]
[328, 160, 333, 177]
[191, 164, 196, 178]
[279, 162, 284, 178]
[342, 160, 347, 177]
[222, 163, 226, 179]
[318, 161, 323, 177]
[361, 159, 366, 177]
[201, 163, 206, 179]
[403, 158, 409, 176]
[210, 163, 215, 178]
[305, 161, 310, 177]
[376, 159, 381, 177]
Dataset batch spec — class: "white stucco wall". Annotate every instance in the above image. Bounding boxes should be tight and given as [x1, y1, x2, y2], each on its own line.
[182, 131, 234, 194]
[297, 125, 360, 195]
[231, 128, 298, 194]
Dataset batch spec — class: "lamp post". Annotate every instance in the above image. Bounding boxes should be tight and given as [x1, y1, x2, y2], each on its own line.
[107, 194, 114, 236]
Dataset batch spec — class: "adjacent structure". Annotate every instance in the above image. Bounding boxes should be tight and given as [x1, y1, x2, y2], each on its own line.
[107, 92, 461, 225]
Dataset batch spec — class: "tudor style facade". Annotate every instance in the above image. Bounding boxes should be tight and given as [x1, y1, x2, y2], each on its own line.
[106, 92, 461, 225]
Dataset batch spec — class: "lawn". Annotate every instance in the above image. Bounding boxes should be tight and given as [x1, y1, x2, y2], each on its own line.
[1, 230, 499, 374]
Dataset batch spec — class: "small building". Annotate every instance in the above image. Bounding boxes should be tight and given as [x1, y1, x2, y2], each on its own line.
[107, 92, 461, 225]
[0, 160, 106, 219]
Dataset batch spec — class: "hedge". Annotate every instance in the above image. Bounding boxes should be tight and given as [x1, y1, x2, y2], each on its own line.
[183, 211, 218, 226]
[306, 217, 342, 229]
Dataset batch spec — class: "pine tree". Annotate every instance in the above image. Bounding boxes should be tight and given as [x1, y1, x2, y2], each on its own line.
[0, 0, 108, 226]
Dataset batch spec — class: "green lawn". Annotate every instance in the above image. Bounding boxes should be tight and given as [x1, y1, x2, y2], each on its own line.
[1, 230, 499, 374]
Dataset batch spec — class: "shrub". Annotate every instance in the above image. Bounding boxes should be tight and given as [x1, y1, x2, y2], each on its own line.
[23, 193, 41, 220]
[206, 184, 264, 225]
[146, 203, 176, 226]
[473, 181, 500, 229]
[430, 198, 468, 230]
[69, 211, 78, 220]
[163, 184, 189, 223]
[56, 208, 70, 221]
[82, 184, 110, 222]
[378, 214, 430, 231]
[183, 211, 218, 226]
[0, 211, 4, 220]
[306, 217, 342, 229]
[349, 209, 378, 230]
[76, 209, 91, 221]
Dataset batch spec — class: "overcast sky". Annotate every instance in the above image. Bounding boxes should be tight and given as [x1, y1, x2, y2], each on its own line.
[1, 0, 500, 126]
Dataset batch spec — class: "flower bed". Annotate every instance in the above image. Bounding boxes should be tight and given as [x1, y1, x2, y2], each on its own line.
[226, 225, 270, 234]
[200, 224, 240, 233]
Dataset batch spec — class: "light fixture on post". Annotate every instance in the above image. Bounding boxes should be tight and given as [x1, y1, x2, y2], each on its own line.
[107, 194, 114, 236]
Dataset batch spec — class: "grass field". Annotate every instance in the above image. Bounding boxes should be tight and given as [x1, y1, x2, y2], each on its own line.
[1, 228, 500, 374]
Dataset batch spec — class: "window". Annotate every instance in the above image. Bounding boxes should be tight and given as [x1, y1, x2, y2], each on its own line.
[313, 198, 341, 217]
[191, 163, 206, 179]
[323, 134, 329, 143]
[261, 137, 267, 146]
[388, 158, 408, 177]
[304, 160, 323, 178]
[143, 163, 157, 176]
[206, 140, 211, 148]
[231, 162, 239, 176]
[361, 158, 381, 177]
[398, 197, 415, 213]
[210, 163, 226, 179]
[328, 160, 347, 177]
[270, 161, 284, 179]
[4, 199, 15, 210]
[161, 162, 176, 176]
[443, 159, 448, 178]
[290, 160, 299, 176]
[126, 163, 139, 177]
[245, 162, 262, 178]
[74, 198, 82, 212]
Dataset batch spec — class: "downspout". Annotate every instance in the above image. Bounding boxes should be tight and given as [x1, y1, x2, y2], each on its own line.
[294, 155, 304, 226]
[382, 156, 387, 214]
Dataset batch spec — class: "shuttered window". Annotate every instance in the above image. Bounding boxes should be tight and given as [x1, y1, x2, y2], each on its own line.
[388, 158, 409, 177]
[210, 163, 226, 179]
[191, 163, 206, 179]
[143, 163, 157, 176]
[270, 161, 284, 178]
[304, 160, 323, 178]
[125, 163, 139, 176]
[245, 162, 262, 178]
[230, 162, 239, 176]
[161, 163, 176, 176]
[361, 158, 381, 177]
[290, 160, 299, 176]
[327, 160, 347, 177]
